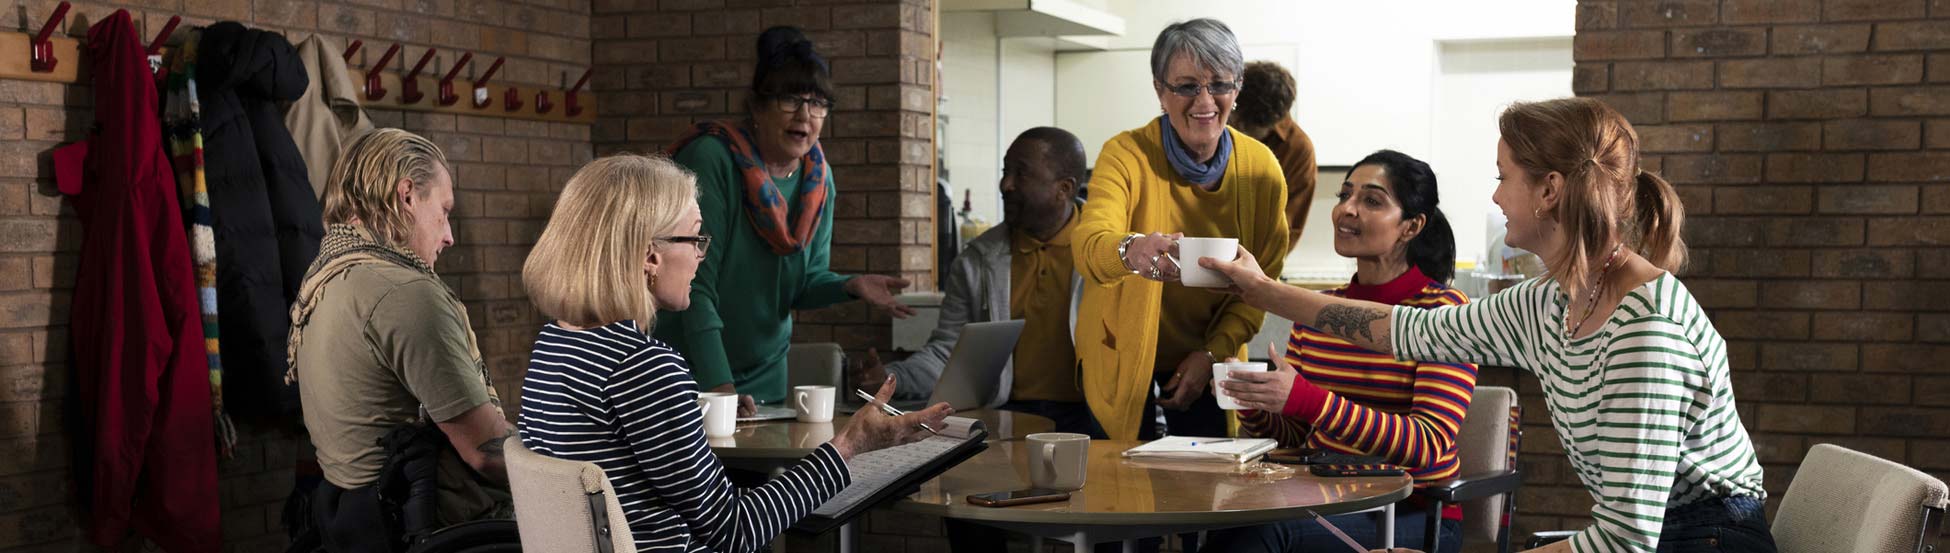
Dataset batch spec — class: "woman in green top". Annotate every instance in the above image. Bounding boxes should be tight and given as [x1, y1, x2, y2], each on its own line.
[659, 27, 913, 410]
[1203, 98, 1774, 553]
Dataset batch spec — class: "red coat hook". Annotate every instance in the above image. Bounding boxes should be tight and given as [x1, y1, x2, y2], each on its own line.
[565, 68, 593, 117]
[342, 40, 363, 63]
[438, 52, 473, 106]
[471, 57, 505, 109]
[146, 15, 180, 55]
[534, 90, 552, 114]
[398, 48, 436, 104]
[364, 44, 401, 101]
[31, 2, 71, 73]
[503, 86, 524, 112]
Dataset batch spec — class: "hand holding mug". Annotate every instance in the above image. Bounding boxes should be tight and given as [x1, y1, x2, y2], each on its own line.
[1122, 232, 1183, 282]
[1219, 342, 1302, 413]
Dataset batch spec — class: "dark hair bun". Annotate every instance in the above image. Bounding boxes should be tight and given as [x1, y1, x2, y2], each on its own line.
[758, 26, 811, 60]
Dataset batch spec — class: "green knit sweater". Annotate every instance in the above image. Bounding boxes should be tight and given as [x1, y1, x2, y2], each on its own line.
[654, 137, 856, 403]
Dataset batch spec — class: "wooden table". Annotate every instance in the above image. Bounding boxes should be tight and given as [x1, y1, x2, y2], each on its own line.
[708, 409, 1057, 553]
[707, 409, 1054, 468]
[898, 439, 1414, 550]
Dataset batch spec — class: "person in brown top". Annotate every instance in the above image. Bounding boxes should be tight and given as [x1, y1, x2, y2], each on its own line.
[1231, 60, 1320, 249]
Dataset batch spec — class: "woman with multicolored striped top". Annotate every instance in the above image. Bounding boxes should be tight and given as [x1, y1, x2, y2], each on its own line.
[1204, 150, 1476, 553]
[1202, 98, 1775, 553]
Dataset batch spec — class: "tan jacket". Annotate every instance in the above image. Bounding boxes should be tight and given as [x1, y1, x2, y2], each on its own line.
[1263, 118, 1319, 249]
[285, 35, 373, 198]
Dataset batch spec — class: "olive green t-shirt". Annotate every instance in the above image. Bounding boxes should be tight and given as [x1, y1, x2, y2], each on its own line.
[293, 261, 500, 522]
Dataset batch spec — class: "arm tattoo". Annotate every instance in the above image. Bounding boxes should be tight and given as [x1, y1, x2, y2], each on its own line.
[1316, 304, 1388, 345]
[477, 429, 515, 459]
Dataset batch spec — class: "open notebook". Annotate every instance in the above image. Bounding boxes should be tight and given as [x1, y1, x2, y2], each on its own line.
[792, 416, 988, 534]
[1121, 436, 1278, 464]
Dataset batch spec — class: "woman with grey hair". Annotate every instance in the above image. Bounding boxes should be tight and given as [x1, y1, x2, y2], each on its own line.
[1072, 18, 1290, 441]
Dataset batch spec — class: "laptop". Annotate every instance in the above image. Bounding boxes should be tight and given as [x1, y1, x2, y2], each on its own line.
[848, 319, 1026, 413]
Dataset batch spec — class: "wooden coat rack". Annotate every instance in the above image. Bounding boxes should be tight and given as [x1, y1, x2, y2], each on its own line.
[4, 3, 597, 124]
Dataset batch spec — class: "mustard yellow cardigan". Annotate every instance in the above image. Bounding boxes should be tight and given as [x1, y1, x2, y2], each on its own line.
[1073, 120, 1289, 440]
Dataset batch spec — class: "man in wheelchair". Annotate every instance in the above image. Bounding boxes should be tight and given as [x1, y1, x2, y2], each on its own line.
[284, 129, 518, 552]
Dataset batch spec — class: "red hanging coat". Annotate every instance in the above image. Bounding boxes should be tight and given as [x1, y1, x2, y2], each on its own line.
[55, 9, 220, 551]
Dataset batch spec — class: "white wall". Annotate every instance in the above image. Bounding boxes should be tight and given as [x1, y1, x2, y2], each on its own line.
[941, 11, 1059, 228]
[1048, 0, 1572, 277]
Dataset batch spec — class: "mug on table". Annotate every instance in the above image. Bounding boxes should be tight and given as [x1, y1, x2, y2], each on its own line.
[794, 385, 836, 423]
[697, 392, 739, 438]
[1027, 432, 1090, 491]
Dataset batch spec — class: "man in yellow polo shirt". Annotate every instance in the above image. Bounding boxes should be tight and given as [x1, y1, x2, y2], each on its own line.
[851, 127, 1103, 437]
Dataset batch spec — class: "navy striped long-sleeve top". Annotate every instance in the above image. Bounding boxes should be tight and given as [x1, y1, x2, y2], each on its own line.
[517, 321, 852, 552]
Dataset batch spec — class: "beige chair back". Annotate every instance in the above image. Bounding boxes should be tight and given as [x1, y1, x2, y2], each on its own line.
[1456, 385, 1519, 541]
[505, 436, 637, 553]
[788, 342, 845, 390]
[1775, 443, 1948, 553]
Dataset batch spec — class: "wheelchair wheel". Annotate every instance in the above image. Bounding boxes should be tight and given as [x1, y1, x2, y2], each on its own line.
[407, 519, 521, 553]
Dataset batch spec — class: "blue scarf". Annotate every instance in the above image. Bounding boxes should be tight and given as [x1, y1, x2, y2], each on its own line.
[1159, 115, 1232, 186]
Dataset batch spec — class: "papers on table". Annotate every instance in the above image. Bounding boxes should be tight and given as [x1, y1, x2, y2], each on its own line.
[808, 416, 986, 518]
[1121, 436, 1278, 464]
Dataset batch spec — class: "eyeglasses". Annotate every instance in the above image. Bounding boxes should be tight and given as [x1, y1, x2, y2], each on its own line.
[770, 94, 833, 118]
[1160, 80, 1243, 98]
[661, 233, 712, 254]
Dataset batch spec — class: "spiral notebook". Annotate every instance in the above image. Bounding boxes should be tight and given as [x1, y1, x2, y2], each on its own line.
[1121, 436, 1278, 463]
[791, 416, 988, 534]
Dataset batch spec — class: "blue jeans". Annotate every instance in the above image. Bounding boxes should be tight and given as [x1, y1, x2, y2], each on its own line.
[1656, 496, 1777, 553]
[1202, 508, 1462, 553]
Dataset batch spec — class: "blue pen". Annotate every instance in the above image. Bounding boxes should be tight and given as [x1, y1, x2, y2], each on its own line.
[1188, 438, 1232, 447]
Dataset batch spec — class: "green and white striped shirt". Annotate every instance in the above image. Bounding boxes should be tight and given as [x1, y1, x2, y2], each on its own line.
[1391, 273, 1766, 553]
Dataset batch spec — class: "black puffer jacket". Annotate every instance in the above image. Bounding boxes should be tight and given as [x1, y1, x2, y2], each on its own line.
[197, 22, 322, 417]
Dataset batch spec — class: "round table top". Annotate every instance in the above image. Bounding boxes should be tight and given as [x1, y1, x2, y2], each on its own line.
[898, 440, 1413, 526]
[707, 409, 1055, 460]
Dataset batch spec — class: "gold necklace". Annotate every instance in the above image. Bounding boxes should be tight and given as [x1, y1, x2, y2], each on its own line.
[1565, 243, 1625, 340]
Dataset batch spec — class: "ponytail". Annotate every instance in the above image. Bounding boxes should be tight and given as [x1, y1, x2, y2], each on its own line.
[1633, 169, 1687, 272]
[1409, 208, 1456, 283]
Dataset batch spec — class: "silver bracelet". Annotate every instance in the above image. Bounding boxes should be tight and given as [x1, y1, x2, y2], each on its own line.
[1116, 233, 1143, 274]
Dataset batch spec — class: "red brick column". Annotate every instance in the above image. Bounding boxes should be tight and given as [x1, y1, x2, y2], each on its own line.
[1532, 0, 1950, 542]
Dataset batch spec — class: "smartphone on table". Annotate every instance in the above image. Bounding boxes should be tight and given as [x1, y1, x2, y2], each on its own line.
[1309, 464, 1408, 477]
[966, 488, 1071, 507]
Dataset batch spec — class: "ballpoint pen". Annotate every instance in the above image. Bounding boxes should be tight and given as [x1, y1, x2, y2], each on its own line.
[851, 389, 939, 435]
[1306, 509, 1370, 553]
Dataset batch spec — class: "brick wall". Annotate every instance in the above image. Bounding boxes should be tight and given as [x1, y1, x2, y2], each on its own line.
[0, 0, 591, 550]
[589, 0, 940, 360]
[1516, 0, 1950, 543]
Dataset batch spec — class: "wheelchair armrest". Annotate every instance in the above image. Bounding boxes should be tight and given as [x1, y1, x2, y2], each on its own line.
[1415, 469, 1521, 504]
[1527, 530, 1578, 548]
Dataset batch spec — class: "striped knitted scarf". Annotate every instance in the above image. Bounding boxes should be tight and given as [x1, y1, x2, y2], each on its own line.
[162, 30, 233, 458]
[663, 120, 827, 255]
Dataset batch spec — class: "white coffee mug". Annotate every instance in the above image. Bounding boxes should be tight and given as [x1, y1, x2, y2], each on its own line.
[1172, 237, 1240, 288]
[1211, 361, 1269, 410]
[794, 385, 836, 423]
[1027, 432, 1090, 491]
[696, 392, 738, 438]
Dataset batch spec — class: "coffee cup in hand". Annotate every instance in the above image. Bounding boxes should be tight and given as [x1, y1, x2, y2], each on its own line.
[1172, 237, 1240, 288]
[1211, 361, 1268, 410]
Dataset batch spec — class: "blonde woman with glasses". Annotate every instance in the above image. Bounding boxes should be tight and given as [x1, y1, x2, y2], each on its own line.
[517, 154, 950, 553]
